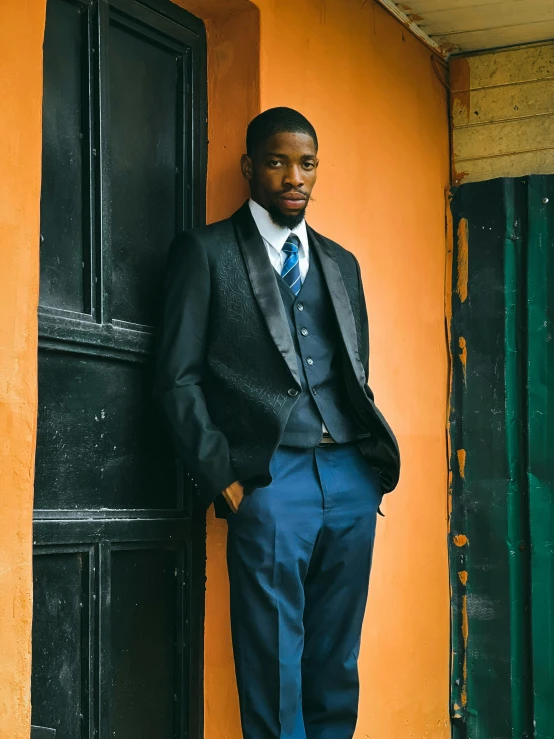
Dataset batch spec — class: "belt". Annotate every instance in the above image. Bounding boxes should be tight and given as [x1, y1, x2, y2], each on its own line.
[318, 432, 336, 446]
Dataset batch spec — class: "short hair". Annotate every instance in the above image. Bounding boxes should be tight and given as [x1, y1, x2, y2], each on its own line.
[246, 107, 318, 157]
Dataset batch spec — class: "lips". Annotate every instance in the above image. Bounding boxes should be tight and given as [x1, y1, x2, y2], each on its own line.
[280, 195, 307, 208]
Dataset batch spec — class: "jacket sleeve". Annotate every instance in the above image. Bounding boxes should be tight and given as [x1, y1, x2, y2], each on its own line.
[154, 232, 237, 509]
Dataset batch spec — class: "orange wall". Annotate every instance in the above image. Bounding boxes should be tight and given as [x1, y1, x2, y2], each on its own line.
[0, 2, 45, 737]
[0, 0, 449, 737]
[175, 0, 452, 737]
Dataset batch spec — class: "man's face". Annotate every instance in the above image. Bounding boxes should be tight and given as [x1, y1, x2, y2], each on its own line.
[241, 131, 318, 229]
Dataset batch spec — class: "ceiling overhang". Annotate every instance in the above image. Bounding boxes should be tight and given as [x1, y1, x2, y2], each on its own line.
[376, 0, 449, 58]
[376, 0, 554, 59]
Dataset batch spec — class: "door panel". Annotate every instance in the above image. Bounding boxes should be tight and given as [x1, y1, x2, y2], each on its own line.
[449, 176, 554, 739]
[449, 180, 520, 739]
[110, 548, 180, 739]
[32, 549, 91, 739]
[108, 14, 182, 327]
[40, 0, 90, 315]
[34, 352, 176, 510]
[32, 2, 207, 738]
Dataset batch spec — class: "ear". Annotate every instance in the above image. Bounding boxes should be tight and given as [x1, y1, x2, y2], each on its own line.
[241, 154, 253, 181]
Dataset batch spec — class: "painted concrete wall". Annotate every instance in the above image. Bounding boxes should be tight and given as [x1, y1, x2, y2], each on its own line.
[451, 42, 554, 184]
[176, 1, 452, 737]
[0, 3, 45, 737]
[0, 0, 450, 737]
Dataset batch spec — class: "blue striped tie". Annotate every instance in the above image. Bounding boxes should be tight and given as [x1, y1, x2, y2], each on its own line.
[281, 233, 302, 296]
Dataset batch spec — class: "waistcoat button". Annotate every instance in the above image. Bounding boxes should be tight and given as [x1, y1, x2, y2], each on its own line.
[300, 327, 308, 336]
[288, 388, 299, 397]
[296, 303, 304, 311]
[306, 357, 314, 366]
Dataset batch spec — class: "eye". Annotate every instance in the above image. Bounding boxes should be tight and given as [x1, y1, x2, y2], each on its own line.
[268, 160, 283, 167]
[303, 161, 315, 170]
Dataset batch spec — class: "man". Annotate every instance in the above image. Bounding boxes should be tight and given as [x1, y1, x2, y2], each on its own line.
[155, 107, 400, 739]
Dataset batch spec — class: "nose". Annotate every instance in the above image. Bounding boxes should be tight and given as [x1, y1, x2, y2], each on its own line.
[283, 164, 304, 189]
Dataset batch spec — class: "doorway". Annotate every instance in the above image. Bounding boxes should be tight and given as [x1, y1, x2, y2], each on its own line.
[31, 1, 207, 737]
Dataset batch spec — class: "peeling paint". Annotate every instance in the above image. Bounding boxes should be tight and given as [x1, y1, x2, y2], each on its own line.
[442, 42, 461, 55]
[456, 218, 469, 303]
[459, 336, 467, 383]
[453, 534, 469, 547]
[449, 58, 470, 95]
[458, 570, 468, 586]
[453, 167, 470, 185]
[461, 682, 468, 707]
[457, 448, 466, 479]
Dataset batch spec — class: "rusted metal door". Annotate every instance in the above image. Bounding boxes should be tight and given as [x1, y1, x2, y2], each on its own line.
[449, 176, 554, 739]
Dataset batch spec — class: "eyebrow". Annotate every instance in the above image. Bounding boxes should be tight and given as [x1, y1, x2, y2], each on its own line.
[265, 152, 316, 159]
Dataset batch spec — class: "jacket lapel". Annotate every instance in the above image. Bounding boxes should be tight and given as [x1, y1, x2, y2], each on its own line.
[232, 202, 301, 385]
[308, 226, 367, 387]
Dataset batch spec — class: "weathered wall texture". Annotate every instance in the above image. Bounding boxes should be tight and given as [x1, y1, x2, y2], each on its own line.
[0, 0, 450, 736]
[0, 2, 46, 737]
[174, 0, 452, 737]
[451, 41, 554, 184]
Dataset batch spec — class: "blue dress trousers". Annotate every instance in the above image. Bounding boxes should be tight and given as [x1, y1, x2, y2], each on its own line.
[227, 443, 382, 739]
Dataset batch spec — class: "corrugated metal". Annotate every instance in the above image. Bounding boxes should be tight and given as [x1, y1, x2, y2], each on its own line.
[450, 43, 554, 184]
[448, 175, 554, 738]
[381, 0, 554, 54]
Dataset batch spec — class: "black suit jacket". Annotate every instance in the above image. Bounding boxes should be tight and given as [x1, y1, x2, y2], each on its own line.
[155, 202, 400, 514]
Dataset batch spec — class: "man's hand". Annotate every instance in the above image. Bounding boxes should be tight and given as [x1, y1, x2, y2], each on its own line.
[222, 480, 245, 513]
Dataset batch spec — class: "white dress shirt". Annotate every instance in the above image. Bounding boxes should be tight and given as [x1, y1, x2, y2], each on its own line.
[248, 199, 310, 281]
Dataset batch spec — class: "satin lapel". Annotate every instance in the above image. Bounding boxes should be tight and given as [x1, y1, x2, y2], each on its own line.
[308, 226, 367, 386]
[232, 203, 300, 384]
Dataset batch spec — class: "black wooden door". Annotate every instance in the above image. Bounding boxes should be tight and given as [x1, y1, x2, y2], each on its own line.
[31, 2, 206, 738]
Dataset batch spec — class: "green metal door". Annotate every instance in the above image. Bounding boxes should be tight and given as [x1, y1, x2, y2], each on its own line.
[449, 176, 554, 739]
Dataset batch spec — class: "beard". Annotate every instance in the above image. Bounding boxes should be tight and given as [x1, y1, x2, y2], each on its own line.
[267, 201, 308, 230]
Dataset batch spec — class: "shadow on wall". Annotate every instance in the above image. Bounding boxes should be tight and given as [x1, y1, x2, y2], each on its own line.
[171, 0, 261, 735]
[173, 0, 260, 222]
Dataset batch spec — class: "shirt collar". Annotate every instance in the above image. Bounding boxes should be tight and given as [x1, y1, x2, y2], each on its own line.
[248, 198, 309, 255]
